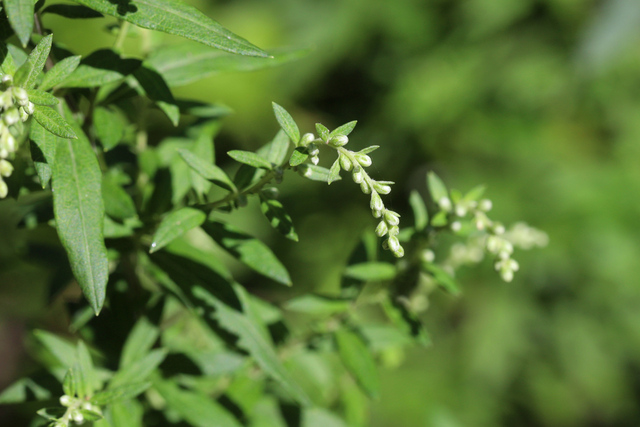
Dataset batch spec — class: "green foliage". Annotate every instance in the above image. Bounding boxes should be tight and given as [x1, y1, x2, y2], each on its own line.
[0, 2, 549, 426]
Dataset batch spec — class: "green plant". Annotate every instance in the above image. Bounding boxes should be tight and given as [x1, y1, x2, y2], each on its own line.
[0, 1, 546, 426]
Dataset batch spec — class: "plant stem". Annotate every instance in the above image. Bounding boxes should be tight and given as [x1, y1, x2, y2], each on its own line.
[113, 21, 131, 52]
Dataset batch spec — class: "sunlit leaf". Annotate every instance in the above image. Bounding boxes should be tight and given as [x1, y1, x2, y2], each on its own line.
[150, 207, 206, 253]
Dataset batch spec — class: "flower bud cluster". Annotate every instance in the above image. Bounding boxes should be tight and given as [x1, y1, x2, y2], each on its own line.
[55, 394, 102, 426]
[0, 73, 35, 198]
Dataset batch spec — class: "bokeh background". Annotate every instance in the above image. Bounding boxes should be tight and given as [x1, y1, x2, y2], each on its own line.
[2, 0, 640, 426]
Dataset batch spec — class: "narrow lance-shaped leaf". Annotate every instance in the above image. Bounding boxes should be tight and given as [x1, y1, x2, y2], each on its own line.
[298, 164, 338, 183]
[335, 329, 380, 399]
[315, 123, 330, 142]
[119, 317, 159, 369]
[427, 171, 449, 203]
[14, 34, 53, 89]
[27, 89, 59, 106]
[202, 220, 292, 286]
[178, 148, 235, 191]
[52, 104, 108, 314]
[38, 55, 81, 91]
[150, 207, 206, 253]
[4, 0, 35, 47]
[272, 102, 300, 144]
[228, 150, 273, 170]
[93, 106, 125, 151]
[29, 120, 57, 188]
[109, 349, 167, 388]
[133, 65, 179, 126]
[329, 120, 357, 139]
[0, 42, 17, 75]
[343, 262, 397, 281]
[409, 190, 428, 231]
[260, 197, 298, 242]
[32, 105, 78, 139]
[327, 158, 341, 185]
[91, 382, 151, 406]
[70, 0, 267, 57]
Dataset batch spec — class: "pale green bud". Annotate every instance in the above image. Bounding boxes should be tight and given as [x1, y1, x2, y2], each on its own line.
[328, 134, 348, 147]
[300, 133, 315, 147]
[19, 107, 29, 122]
[352, 167, 364, 184]
[455, 204, 467, 217]
[372, 208, 382, 218]
[493, 223, 505, 235]
[393, 245, 405, 258]
[72, 409, 84, 423]
[387, 235, 400, 253]
[355, 153, 372, 167]
[479, 199, 492, 211]
[24, 101, 35, 115]
[421, 249, 435, 263]
[370, 191, 384, 211]
[339, 154, 352, 171]
[1, 74, 12, 85]
[438, 197, 452, 212]
[60, 394, 72, 406]
[500, 269, 514, 282]
[360, 180, 371, 194]
[0, 159, 13, 177]
[0, 90, 13, 108]
[13, 87, 28, 106]
[307, 143, 319, 157]
[384, 210, 400, 226]
[388, 225, 400, 236]
[486, 235, 501, 253]
[0, 179, 7, 198]
[451, 221, 462, 232]
[373, 181, 392, 194]
[3, 107, 20, 125]
[375, 221, 388, 237]
[310, 155, 319, 165]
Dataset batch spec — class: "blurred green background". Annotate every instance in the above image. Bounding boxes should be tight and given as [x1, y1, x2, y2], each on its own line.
[3, 0, 640, 426]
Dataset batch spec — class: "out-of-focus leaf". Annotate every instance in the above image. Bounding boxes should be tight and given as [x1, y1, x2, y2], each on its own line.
[39, 55, 82, 91]
[70, 0, 268, 57]
[32, 105, 78, 139]
[423, 263, 461, 295]
[202, 220, 292, 286]
[33, 330, 76, 368]
[430, 210, 448, 227]
[91, 382, 150, 406]
[193, 286, 310, 405]
[344, 262, 396, 281]
[103, 399, 144, 427]
[4, 0, 34, 47]
[148, 44, 310, 86]
[228, 150, 273, 169]
[382, 298, 431, 347]
[76, 341, 97, 397]
[150, 207, 206, 253]
[14, 34, 52, 89]
[409, 190, 428, 231]
[153, 378, 242, 427]
[29, 120, 57, 188]
[297, 164, 337, 183]
[0, 378, 52, 403]
[93, 106, 126, 151]
[120, 317, 159, 369]
[51, 105, 108, 314]
[109, 349, 167, 388]
[303, 406, 349, 427]
[284, 295, 351, 316]
[0, 42, 17, 75]
[59, 49, 141, 88]
[335, 329, 380, 399]
[27, 89, 59, 106]
[272, 102, 300, 144]
[427, 171, 448, 202]
[102, 175, 137, 220]
[133, 65, 179, 126]
[79, 409, 103, 421]
[463, 184, 486, 202]
[178, 148, 235, 190]
[260, 197, 298, 241]
[37, 407, 66, 421]
[63, 368, 75, 397]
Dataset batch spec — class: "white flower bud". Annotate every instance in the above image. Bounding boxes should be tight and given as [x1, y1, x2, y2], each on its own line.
[370, 192, 384, 211]
[479, 199, 492, 212]
[311, 155, 319, 165]
[72, 409, 84, 423]
[384, 210, 400, 226]
[486, 235, 501, 253]
[2, 74, 12, 84]
[19, 107, 29, 122]
[339, 154, 352, 171]
[355, 153, 372, 167]
[13, 87, 28, 106]
[388, 225, 400, 236]
[0, 90, 13, 108]
[372, 208, 382, 218]
[373, 182, 392, 194]
[360, 180, 371, 194]
[393, 245, 405, 258]
[438, 197, 452, 212]
[59, 394, 72, 406]
[455, 204, 467, 217]
[307, 143, 319, 157]
[3, 107, 20, 125]
[451, 221, 462, 232]
[24, 101, 35, 115]
[501, 269, 514, 282]
[352, 168, 364, 184]
[493, 223, 505, 235]
[328, 134, 349, 147]
[0, 159, 13, 177]
[0, 179, 7, 198]
[300, 133, 315, 147]
[375, 221, 388, 237]
[387, 235, 400, 253]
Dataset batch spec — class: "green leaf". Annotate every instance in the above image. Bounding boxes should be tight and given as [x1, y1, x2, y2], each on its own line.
[148, 44, 310, 86]
[284, 295, 351, 316]
[260, 197, 298, 242]
[298, 164, 339, 183]
[228, 150, 273, 169]
[463, 184, 486, 202]
[153, 378, 243, 427]
[315, 123, 329, 142]
[289, 147, 308, 167]
[37, 407, 66, 421]
[33, 329, 77, 368]
[193, 286, 310, 405]
[303, 408, 349, 427]
[32, 105, 78, 139]
[0, 378, 52, 404]
[150, 207, 206, 253]
[202, 220, 292, 286]
[382, 298, 431, 347]
[272, 102, 300, 144]
[409, 190, 428, 231]
[258, 130, 290, 166]
[63, 368, 76, 397]
[104, 400, 144, 427]
[59, 49, 141, 88]
[430, 210, 448, 227]
[423, 263, 461, 296]
[38, 55, 81, 91]
[42, 4, 103, 19]
[76, 341, 97, 398]
[0, 42, 17, 75]
[27, 89, 59, 106]
[109, 349, 167, 388]
[79, 409, 103, 421]
[427, 171, 449, 202]
[335, 329, 380, 399]
[344, 262, 396, 281]
[51, 104, 108, 314]
[102, 174, 137, 220]
[120, 317, 159, 369]
[329, 120, 357, 139]
[4, 0, 35, 47]
[133, 65, 179, 126]
[327, 158, 341, 185]
[29, 120, 57, 188]
[14, 34, 52, 89]
[93, 106, 126, 151]
[70, 0, 267, 57]
[178, 148, 235, 191]
[91, 382, 150, 406]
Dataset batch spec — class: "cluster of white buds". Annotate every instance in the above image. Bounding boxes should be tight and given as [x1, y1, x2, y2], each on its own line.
[55, 394, 102, 426]
[0, 73, 35, 198]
